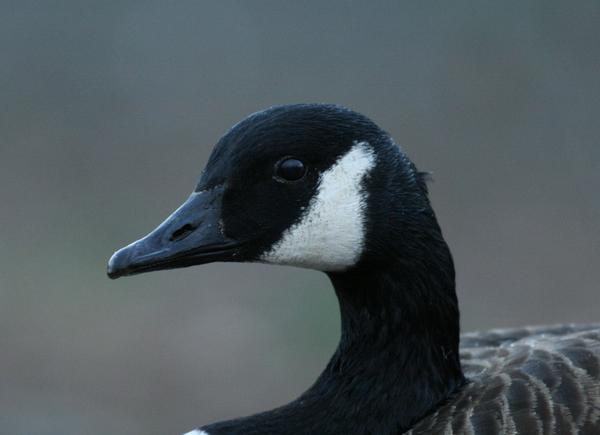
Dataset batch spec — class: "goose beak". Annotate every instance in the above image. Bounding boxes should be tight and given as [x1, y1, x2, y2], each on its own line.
[107, 185, 240, 279]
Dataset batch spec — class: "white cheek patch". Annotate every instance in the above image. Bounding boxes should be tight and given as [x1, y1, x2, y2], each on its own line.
[183, 431, 209, 435]
[260, 142, 375, 271]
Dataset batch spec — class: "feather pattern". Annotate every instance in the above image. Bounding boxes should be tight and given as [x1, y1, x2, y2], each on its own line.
[407, 324, 600, 434]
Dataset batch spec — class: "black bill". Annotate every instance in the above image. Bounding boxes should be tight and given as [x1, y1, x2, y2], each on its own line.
[107, 185, 241, 279]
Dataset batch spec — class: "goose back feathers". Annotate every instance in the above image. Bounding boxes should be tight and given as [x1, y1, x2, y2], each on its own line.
[409, 324, 600, 434]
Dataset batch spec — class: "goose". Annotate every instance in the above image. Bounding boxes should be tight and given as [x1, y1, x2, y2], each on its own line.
[107, 104, 600, 435]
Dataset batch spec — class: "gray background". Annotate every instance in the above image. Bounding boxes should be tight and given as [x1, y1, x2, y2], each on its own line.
[1, 1, 599, 434]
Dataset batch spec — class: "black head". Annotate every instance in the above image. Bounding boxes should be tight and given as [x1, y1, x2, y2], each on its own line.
[107, 104, 436, 279]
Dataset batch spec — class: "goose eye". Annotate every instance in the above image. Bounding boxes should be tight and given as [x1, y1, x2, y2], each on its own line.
[275, 158, 306, 181]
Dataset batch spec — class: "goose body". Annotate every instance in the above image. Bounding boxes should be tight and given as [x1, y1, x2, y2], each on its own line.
[107, 104, 600, 434]
[411, 324, 600, 434]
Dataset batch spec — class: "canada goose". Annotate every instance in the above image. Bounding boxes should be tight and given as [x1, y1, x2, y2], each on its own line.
[107, 104, 600, 435]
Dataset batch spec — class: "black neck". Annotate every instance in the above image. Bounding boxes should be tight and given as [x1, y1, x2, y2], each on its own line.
[203, 256, 464, 435]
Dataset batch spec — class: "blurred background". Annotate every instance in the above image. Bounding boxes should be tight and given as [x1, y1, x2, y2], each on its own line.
[1, 1, 599, 434]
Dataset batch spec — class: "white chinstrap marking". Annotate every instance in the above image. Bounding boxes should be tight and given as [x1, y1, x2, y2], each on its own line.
[261, 142, 375, 271]
[182, 430, 209, 435]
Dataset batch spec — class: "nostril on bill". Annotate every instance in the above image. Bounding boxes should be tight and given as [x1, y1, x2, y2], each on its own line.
[169, 223, 196, 242]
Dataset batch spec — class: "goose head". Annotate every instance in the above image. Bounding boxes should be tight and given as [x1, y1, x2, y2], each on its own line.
[107, 104, 462, 435]
[107, 103, 436, 278]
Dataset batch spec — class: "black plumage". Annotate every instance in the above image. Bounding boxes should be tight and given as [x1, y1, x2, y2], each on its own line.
[108, 104, 600, 435]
